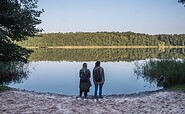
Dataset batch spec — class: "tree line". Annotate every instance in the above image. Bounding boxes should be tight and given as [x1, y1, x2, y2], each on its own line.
[16, 32, 185, 47]
[1, 0, 184, 62]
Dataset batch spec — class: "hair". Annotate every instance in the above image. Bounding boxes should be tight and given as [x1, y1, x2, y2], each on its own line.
[83, 63, 87, 68]
[95, 61, 100, 67]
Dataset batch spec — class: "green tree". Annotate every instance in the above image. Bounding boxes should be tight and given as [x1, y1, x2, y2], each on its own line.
[0, 0, 43, 62]
[179, 0, 185, 4]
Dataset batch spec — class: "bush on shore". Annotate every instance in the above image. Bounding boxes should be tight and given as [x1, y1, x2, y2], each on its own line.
[0, 86, 10, 92]
[135, 59, 185, 88]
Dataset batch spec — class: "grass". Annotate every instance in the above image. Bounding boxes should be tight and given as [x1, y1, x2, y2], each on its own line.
[0, 86, 10, 92]
[136, 59, 185, 87]
[169, 83, 185, 91]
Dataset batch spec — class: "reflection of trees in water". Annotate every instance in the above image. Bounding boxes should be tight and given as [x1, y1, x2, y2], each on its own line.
[0, 62, 29, 85]
[29, 48, 160, 62]
[28, 48, 185, 62]
[158, 48, 185, 59]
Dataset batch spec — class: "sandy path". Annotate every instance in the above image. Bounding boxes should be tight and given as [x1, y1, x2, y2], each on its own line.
[0, 89, 185, 114]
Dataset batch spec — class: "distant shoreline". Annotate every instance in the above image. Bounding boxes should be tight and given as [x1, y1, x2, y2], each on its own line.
[24, 46, 185, 49]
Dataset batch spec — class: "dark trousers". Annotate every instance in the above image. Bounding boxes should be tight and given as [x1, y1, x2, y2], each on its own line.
[80, 91, 87, 98]
[94, 84, 103, 97]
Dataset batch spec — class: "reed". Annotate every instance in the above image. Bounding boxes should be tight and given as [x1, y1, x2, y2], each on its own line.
[135, 59, 185, 87]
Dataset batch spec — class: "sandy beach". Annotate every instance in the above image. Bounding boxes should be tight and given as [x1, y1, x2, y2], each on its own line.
[0, 89, 185, 114]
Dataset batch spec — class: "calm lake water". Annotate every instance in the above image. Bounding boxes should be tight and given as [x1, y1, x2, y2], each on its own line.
[8, 47, 184, 95]
[9, 60, 161, 95]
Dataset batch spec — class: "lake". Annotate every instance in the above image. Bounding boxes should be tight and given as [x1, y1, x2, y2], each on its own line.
[8, 60, 160, 95]
[8, 48, 184, 95]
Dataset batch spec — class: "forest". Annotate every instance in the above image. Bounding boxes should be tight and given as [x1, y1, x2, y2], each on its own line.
[16, 32, 185, 47]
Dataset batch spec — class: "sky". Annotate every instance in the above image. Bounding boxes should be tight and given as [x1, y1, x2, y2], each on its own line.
[37, 0, 185, 34]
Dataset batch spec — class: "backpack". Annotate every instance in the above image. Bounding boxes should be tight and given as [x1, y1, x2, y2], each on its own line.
[94, 67, 102, 82]
[80, 70, 88, 82]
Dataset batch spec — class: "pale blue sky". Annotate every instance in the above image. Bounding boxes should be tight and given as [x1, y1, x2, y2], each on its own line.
[37, 0, 185, 34]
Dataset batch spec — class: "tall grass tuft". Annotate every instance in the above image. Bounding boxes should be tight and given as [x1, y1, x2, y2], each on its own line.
[135, 59, 185, 87]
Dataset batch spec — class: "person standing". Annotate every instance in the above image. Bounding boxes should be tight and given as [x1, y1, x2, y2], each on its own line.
[79, 63, 91, 98]
[93, 61, 105, 98]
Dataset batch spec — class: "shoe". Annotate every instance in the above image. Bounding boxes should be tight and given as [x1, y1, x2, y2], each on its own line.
[99, 96, 103, 99]
[94, 95, 98, 100]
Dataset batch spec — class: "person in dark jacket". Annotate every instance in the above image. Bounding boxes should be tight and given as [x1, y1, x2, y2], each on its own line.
[79, 63, 91, 98]
[93, 61, 105, 98]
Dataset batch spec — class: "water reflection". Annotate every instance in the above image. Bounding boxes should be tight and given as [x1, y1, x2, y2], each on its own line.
[9, 61, 160, 95]
[0, 62, 29, 85]
[6, 47, 185, 95]
[28, 48, 185, 62]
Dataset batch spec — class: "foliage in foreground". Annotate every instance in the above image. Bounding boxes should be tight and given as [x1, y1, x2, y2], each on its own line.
[179, 0, 185, 5]
[169, 83, 185, 91]
[135, 59, 185, 87]
[0, 0, 43, 62]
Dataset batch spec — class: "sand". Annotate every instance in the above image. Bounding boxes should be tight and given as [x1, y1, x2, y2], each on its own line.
[0, 89, 185, 114]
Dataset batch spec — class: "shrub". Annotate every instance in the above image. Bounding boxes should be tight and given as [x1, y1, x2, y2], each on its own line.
[135, 59, 185, 87]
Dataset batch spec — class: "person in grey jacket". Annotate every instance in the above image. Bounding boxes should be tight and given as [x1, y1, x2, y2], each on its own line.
[93, 61, 105, 98]
[79, 63, 91, 98]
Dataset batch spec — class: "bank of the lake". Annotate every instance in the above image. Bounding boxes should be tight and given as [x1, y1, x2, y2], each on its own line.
[0, 88, 185, 114]
[0, 86, 10, 92]
[24, 45, 185, 49]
